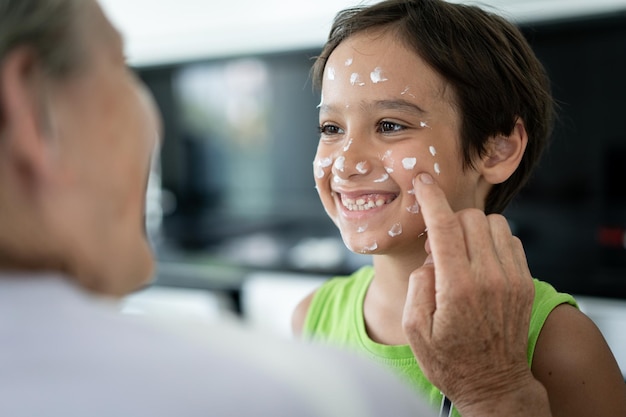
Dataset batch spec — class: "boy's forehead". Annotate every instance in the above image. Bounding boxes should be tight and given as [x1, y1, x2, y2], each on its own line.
[323, 42, 447, 102]
[328, 32, 399, 66]
[326, 34, 438, 86]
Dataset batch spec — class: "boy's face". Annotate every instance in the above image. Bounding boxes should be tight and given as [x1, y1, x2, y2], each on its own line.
[314, 30, 484, 255]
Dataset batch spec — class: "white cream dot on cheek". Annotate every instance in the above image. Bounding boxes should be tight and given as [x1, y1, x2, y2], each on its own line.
[406, 183, 419, 211]
[314, 157, 333, 179]
[388, 223, 403, 237]
[343, 139, 353, 152]
[345, 58, 353, 66]
[429, 146, 437, 156]
[402, 157, 417, 170]
[434, 163, 441, 175]
[407, 201, 420, 214]
[370, 67, 388, 84]
[381, 150, 395, 173]
[317, 157, 333, 168]
[333, 156, 346, 172]
[373, 173, 389, 183]
[333, 175, 347, 184]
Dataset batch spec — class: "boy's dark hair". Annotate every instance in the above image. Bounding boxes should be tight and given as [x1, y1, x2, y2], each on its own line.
[312, 0, 554, 214]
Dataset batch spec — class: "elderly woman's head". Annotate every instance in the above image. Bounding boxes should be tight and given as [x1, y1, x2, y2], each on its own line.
[0, 0, 161, 296]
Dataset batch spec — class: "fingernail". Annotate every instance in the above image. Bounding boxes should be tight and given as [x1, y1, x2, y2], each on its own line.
[419, 173, 434, 184]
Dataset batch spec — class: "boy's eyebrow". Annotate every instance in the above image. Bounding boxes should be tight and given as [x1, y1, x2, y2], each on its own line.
[371, 99, 428, 115]
[319, 99, 428, 115]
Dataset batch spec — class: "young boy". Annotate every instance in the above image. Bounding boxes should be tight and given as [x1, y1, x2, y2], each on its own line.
[292, 1, 626, 416]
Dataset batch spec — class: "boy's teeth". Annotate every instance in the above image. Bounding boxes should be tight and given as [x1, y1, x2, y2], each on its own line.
[341, 194, 394, 211]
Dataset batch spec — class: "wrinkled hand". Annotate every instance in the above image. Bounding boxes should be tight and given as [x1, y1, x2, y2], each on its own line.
[402, 173, 537, 411]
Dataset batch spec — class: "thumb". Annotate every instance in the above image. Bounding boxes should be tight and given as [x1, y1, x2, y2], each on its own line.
[403, 263, 436, 341]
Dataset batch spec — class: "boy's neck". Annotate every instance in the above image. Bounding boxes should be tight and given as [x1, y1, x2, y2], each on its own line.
[363, 251, 429, 346]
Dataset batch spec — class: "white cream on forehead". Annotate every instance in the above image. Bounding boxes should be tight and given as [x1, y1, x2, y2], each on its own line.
[345, 58, 353, 66]
[400, 86, 416, 98]
[388, 223, 403, 237]
[434, 162, 441, 175]
[350, 73, 365, 86]
[429, 146, 437, 156]
[317, 92, 324, 109]
[402, 157, 417, 170]
[420, 121, 430, 128]
[370, 67, 388, 84]
[327, 66, 336, 81]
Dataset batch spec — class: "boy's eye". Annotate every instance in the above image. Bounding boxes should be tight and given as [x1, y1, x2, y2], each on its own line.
[318, 124, 344, 136]
[378, 121, 404, 133]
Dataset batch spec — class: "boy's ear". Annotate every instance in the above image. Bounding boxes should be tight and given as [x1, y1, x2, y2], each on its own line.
[0, 46, 54, 190]
[480, 117, 528, 185]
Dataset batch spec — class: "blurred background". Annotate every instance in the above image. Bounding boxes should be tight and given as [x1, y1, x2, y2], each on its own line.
[100, 0, 626, 375]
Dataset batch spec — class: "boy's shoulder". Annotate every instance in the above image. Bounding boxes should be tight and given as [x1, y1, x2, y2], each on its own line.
[315, 265, 375, 300]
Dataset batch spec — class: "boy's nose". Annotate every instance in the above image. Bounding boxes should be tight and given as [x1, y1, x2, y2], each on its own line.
[331, 151, 373, 180]
[330, 134, 374, 179]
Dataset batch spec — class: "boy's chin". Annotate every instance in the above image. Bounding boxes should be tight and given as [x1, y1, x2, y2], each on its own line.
[340, 233, 380, 255]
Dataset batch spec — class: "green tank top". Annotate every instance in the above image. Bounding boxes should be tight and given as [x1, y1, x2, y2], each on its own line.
[303, 265, 578, 417]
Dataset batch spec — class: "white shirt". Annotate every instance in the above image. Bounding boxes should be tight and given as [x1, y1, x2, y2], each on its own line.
[0, 272, 435, 417]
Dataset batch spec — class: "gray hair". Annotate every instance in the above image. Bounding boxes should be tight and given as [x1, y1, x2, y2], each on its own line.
[0, 0, 84, 77]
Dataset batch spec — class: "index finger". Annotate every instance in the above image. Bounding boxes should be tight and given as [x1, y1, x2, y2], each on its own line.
[413, 173, 467, 272]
